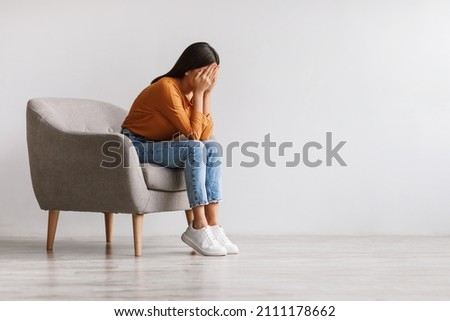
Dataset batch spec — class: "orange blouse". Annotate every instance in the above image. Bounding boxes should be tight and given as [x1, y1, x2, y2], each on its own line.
[122, 77, 213, 141]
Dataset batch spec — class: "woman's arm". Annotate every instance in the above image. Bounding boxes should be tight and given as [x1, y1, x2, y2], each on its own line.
[202, 64, 218, 116]
[202, 91, 211, 116]
[193, 64, 218, 140]
[156, 81, 206, 140]
[157, 65, 218, 140]
[192, 63, 217, 115]
[199, 92, 213, 140]
[199, 115, 213, 140]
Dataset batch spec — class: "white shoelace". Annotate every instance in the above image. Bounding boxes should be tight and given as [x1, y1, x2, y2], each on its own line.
[202, 227, 221, 247]
[214, 226, 231, 244]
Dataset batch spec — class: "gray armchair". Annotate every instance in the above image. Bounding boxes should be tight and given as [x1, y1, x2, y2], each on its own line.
[26, 97, 193, 256]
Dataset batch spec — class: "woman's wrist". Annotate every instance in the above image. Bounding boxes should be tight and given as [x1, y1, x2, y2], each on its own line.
[192, 91, 204, 113]
[193, 89, 205, 96]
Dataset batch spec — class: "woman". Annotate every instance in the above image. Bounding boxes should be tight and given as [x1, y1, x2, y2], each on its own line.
[122, 42, 238, 256]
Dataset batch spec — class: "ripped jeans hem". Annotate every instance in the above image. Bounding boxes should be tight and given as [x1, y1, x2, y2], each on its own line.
[190, 199, 222, 208]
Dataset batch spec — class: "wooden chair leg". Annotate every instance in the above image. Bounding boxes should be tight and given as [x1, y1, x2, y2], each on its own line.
[185, 209, 194, 226]
[47, 210, 60, 251]
[104, 212, 113, 243]
[132, 214, 144, 257]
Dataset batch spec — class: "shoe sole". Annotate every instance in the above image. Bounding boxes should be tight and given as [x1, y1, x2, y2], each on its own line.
[181, 233, 227, 256]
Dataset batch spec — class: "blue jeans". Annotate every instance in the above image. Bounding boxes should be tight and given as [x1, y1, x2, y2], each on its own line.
[122, 128, 222, 208]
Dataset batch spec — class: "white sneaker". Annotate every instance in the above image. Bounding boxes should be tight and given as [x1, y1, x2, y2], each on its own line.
[210, 225, 239, 254]
[181, 223, 227, 256]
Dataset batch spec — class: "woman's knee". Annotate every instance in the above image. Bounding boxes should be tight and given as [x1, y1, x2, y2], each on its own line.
[183, 140, 206, 166]
[203, 140, 222, 154]
[185, 140, 223, 165]
[203, 140, 223, 166]
[186, 140, 205, 155]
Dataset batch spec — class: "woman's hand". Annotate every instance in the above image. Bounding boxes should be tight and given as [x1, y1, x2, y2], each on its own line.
[205, 64, 219, 94]
[193, 63, 219, 95]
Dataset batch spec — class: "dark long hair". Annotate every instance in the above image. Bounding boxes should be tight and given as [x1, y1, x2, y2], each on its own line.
[151, 42, 220, 84]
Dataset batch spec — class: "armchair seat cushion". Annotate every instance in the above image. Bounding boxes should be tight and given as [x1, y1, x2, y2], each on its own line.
[141, 163, 186, 192]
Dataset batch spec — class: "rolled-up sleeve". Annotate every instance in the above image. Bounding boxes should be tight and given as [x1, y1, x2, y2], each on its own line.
[200, 114, 214, 140]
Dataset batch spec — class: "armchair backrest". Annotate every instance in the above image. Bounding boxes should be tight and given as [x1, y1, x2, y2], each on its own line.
[27, 97, 127, 134]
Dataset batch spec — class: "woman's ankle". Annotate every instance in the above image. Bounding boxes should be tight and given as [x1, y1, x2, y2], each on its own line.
[192, 219, 208, 229]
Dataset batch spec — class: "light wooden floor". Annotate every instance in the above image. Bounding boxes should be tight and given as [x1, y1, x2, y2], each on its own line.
[1, 235, 450, 300]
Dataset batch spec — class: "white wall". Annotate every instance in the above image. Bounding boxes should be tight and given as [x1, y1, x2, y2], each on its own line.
[1, 0, 450, 237]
